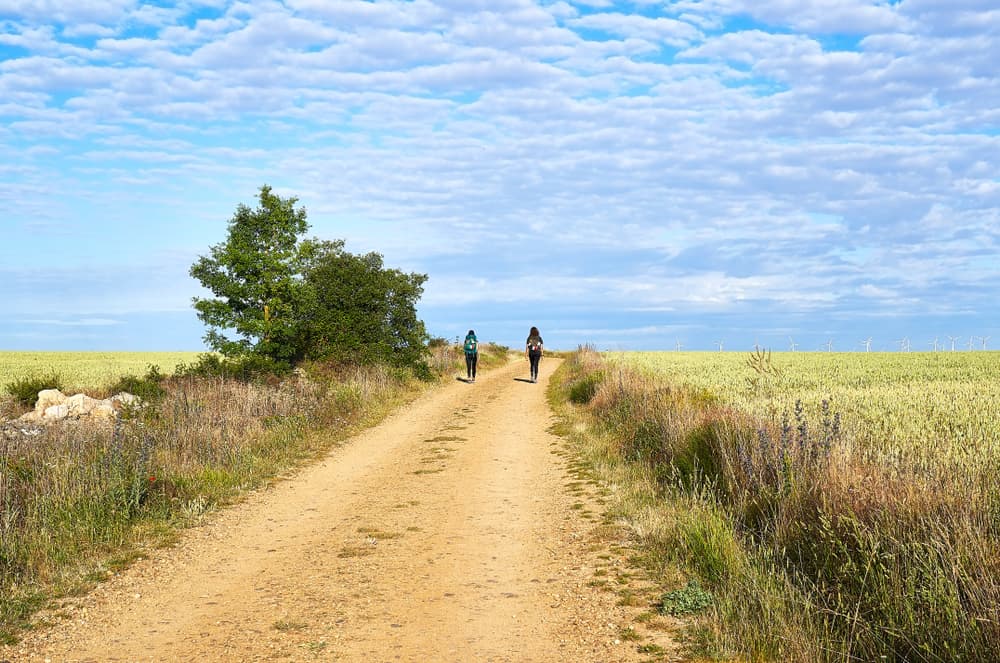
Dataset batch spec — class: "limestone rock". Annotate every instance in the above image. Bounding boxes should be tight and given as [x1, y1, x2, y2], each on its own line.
[65, 393, 103, 417]
[92, 402, 117, 420]
[110, 393, 141, 408]
[14, 390, 141, 427]
[44, 404, 70, 420]
[35, 389, 67, 412]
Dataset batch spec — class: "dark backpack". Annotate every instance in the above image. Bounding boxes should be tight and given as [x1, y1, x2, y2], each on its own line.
[527, 336, 542, 352]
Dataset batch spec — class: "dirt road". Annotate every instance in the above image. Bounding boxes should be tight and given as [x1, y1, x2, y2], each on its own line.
[5, 358, 669, 662]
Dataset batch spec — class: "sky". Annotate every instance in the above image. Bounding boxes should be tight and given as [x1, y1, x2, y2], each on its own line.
[1, 0, 999, 353]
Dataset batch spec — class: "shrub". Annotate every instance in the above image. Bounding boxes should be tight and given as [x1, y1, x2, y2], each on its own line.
[568, 370, 604, 404]
[107, 365, 167, 403]
[175, 353, 291, 382]
[5, 373, 62, 408]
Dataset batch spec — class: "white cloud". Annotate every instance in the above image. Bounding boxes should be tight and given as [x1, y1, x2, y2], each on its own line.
[2, 0, 999, 348]
[568, 12, 702, 46]
[0, 0, 136, 25]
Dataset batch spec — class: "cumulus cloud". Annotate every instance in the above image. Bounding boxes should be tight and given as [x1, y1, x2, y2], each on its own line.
[1, 0, 998, 349]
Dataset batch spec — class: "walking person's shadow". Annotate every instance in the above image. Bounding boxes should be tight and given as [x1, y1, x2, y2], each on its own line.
[513, 378, 534, 383]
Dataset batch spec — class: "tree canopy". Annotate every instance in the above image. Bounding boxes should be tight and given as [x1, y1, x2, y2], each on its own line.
[190, 186, 428, 370]
[301, 242, 428, 368]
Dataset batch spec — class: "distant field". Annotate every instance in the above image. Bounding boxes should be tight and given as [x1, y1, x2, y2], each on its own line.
[611, 351, 1000, 465]
[0, 351, 204, 391]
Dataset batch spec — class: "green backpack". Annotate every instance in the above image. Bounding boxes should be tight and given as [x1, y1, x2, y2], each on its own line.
[464, 336, 478, 353]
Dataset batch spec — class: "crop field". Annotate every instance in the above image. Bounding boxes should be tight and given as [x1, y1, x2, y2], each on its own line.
[612, 350, 1000, 470]
[0, 351, 203, 391]
[582, 349, 1000, 659]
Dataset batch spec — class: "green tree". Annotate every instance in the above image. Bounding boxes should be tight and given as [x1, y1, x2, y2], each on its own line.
[189, 185, 313, 364]
[190, 186, 430, 371]
[301, 242, 429, 368]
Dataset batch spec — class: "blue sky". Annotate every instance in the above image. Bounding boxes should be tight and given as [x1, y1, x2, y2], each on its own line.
[2, 0, 998, 353]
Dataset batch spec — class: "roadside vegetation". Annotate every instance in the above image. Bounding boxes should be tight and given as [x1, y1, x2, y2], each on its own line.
[0, 186, 513, 644]
[552, 347, 1000, 662]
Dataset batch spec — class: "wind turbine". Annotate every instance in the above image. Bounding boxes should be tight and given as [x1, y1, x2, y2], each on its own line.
[824, 339, 834, 352]
[861, 337, 873, 353]
[898, 337, 911, 352]
[716, 340, 724, 352]
[675, 340, 684, 351]
[788, 337, 798, 352]
[930, 337, 940, 352]
[947, 335, 958, 352]
[982, 336, 991, 351]
[968, 336, 977, 351]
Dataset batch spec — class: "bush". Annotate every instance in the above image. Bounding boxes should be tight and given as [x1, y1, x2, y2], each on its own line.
[568, 370, 604, 404]
[5, 373, 62, 408]
[175, 353, 291, 382]
[107, 365, 167, 404]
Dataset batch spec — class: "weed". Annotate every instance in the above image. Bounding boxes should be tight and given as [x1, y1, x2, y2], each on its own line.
[658, 579, 714, 616]
[637, 642, 666, 655]
[619, 626, 643, 641]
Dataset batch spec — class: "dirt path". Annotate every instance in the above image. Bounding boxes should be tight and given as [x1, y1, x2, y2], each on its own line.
[4, 359, 673, 662]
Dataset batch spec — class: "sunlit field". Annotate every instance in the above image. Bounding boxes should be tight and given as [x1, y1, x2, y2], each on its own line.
[0, 352, 203, 391]
[558, 349, 1000, 660]
[612, 350, 1000, 471]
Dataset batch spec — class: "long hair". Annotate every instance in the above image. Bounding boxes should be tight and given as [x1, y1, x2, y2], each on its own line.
[529, 326, 539, 337]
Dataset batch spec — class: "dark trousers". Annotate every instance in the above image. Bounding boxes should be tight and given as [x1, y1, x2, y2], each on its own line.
[465, 352, 478, 378]
[528, 352, 541, 380]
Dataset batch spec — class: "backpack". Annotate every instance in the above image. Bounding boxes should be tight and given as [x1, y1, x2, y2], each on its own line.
[527, 336, 542, 352]
[464, 336, 478, 353]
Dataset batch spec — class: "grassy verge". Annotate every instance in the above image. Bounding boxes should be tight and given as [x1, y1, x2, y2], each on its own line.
[0, 359, 436, 644]
[551, 347, 1000, 662]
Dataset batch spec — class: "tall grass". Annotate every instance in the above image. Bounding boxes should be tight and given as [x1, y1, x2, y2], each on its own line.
[425, 339, 513, 375]
[0, 361, 423, 644]
[554, 348, 1000, 661]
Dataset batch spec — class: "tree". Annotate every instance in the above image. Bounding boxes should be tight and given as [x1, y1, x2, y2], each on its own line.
[190, 186, 430, 371]
[189, 185, 313, 364]
[300, 241, 429, 368]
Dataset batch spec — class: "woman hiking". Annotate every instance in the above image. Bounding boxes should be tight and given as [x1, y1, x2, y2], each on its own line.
[463, 329, 479, 382]
[525, 326, 543, 383]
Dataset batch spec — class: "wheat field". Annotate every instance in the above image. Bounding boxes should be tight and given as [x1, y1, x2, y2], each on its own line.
[0, 351, 203, 391]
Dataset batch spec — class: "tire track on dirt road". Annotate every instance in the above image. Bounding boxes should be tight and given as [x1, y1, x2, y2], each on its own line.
[4, 358, 672, 662]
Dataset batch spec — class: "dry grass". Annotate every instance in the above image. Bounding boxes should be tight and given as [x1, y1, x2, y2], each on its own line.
[553, 347, 1000, 662]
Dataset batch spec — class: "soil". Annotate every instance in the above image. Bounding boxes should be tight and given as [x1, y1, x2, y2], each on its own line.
[2, 358, 678, 662]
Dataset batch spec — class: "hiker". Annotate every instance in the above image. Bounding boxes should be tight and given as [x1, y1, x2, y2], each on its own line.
[463, 329, 479, 382]
[525, 326, 543, 383]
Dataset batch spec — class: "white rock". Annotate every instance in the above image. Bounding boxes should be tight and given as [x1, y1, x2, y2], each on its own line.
[35, 389, 67, 412]
[65, 393, 102, 416]
[44, 404, 70, 420]
[92, 402, 117, 420]
[111, 393, 141, 407]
